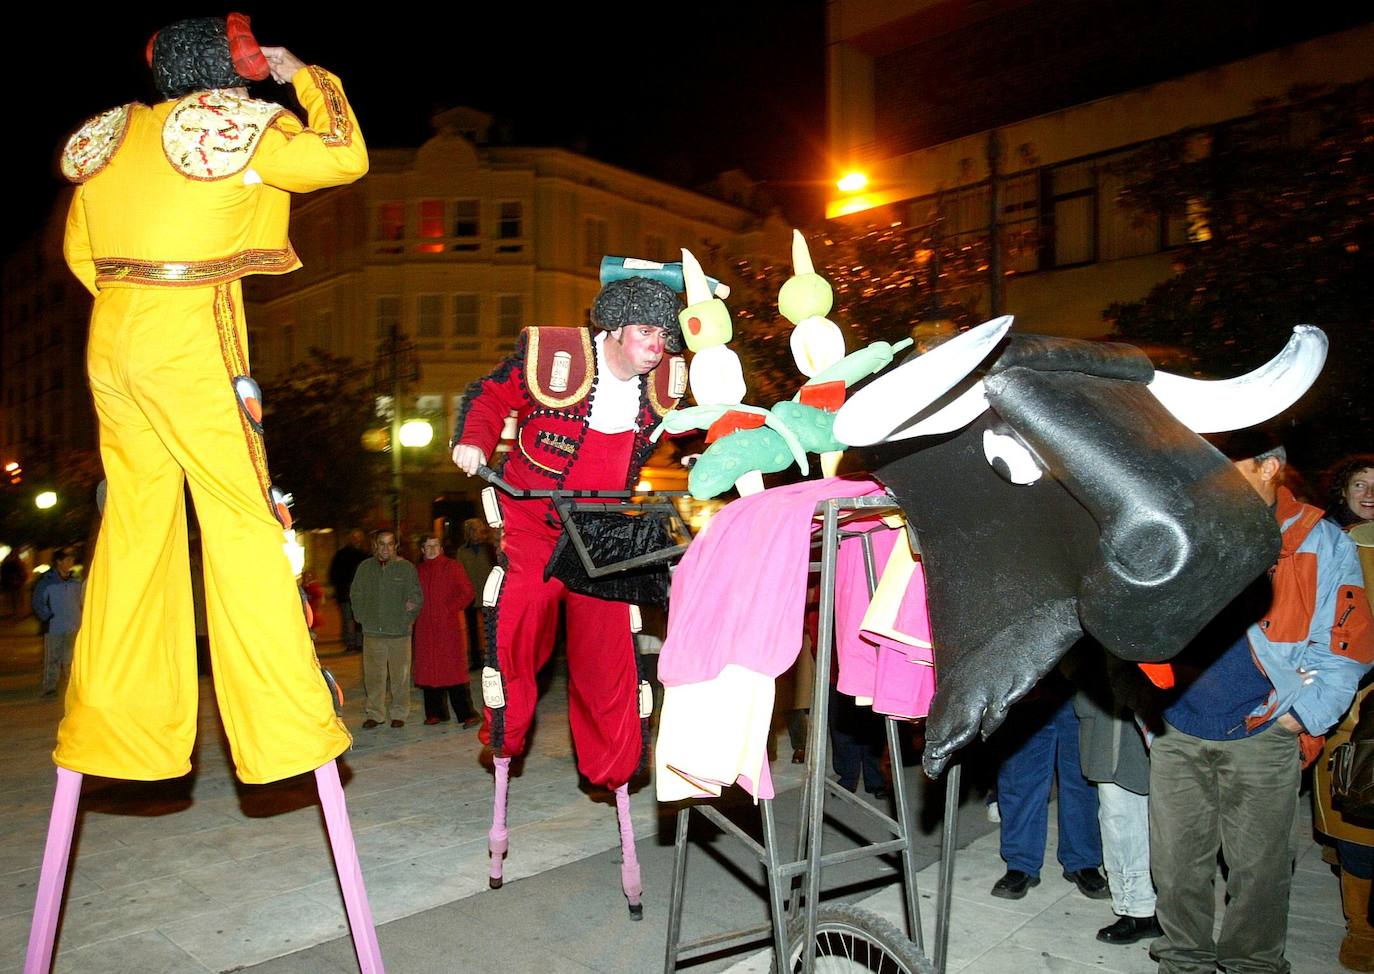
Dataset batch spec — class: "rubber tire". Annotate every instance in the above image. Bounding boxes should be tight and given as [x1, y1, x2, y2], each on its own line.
[783, 904, 933, 974]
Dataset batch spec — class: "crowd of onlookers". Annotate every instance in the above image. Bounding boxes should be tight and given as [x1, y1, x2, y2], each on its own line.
[15, 446, 1374, 972]
[326, 520, 499, 730]
[975, 448, 1374, 974]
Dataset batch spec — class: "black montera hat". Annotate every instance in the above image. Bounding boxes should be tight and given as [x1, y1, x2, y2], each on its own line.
[590, 277, 684, 353]
[149, 15, 263, 100]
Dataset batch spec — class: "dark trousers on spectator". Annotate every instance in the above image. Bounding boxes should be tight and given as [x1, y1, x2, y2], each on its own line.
[830, 686, 885, 793]
[422, 684, 476, 722]
[995, 695, 1101, 878]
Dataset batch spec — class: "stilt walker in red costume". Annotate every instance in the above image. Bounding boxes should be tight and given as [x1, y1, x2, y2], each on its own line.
[452, 275, 687, 917]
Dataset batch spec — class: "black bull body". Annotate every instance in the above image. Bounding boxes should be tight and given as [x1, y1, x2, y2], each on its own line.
[857, 336, 1280, 775]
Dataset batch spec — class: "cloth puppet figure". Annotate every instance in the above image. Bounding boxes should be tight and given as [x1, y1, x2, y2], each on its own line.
[833, 319, 1329, 774]
[54, 16, 368, 783]
[655, 234, 914, 500]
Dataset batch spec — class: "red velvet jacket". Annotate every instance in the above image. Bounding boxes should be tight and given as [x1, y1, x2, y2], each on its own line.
[453, 327, 686, 493]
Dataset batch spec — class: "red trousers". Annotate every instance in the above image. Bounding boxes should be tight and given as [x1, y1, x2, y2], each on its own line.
[481, 430, 642, 789]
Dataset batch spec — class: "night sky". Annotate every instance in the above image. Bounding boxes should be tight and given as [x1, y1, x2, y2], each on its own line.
[8, 4, 827, 255]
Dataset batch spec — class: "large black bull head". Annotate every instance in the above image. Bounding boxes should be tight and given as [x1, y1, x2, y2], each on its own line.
[833, 317, 1328, 774]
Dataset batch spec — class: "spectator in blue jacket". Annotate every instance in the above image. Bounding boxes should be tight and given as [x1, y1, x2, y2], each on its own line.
[32, 547, 83, 697]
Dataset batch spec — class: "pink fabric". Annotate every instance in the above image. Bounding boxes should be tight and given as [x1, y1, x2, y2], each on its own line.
[315, 761, 386, 974]
[654, 472, 923, 796]
[834, 529, 936, 719]
[24, 768, 82, 974]
[659, 476, 887, 686]
[413, 555, 474, 687]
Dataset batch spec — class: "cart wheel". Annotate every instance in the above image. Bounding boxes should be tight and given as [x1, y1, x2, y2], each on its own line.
[783, 904, 933, 974]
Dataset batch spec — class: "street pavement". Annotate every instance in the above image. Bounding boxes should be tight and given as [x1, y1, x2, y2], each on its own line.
[0, 609, 1350, 973]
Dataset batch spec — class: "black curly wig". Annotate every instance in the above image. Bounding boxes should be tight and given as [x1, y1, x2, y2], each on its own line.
[1324, 454, 1374, 527]
[590, 277, 683, 353]
[151, 17, 247, 99]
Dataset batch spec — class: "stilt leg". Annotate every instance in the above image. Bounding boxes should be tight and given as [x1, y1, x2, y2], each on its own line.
[615, 784, 643, 919]
[315, 761, 386, 974]
[489, 756, 511, 889]
[24, 768, 82, 974]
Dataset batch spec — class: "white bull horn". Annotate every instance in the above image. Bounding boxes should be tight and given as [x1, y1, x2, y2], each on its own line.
[833, 315, 1012, 446]
[1146, 325, 1328, 434]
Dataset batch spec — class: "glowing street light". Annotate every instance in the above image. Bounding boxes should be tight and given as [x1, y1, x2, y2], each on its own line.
[398, 418, 434, 448]
[837, 171, 868, 193]
[35, 491, 57, 510]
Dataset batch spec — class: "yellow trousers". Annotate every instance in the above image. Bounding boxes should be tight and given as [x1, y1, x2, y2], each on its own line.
[54, 282, 351, 784]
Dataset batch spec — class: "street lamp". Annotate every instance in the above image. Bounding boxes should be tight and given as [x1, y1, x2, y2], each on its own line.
[398, 419, 434, 448]
[35, 491, 57, 510]
[836, 171, 868, 193]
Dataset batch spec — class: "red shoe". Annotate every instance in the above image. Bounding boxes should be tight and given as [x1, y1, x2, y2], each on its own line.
[424, 716, 441, 725]
[462, 716, 481, 729]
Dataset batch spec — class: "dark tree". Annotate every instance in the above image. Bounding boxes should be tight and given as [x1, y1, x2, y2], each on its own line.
[726, 217, 988, 407]
[261, 351, 382, 530]
[1107, 79, 1374, 473]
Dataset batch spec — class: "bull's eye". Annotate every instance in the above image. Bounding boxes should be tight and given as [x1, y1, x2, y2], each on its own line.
[982, 430, 1043, 485]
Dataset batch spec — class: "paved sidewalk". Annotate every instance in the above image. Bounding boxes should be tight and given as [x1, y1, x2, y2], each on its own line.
[0, 613, 1353, 973]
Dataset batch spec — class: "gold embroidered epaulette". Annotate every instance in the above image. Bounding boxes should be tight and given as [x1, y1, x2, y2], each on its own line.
[648, 355, 688, 418]
[61, 105, 135, 183]
[525, 327, 596, 409]
[163, 92, 288, 180]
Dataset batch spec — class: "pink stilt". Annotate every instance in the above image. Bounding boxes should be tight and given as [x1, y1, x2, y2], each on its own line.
[315, 761, 386, 974]
[489, 756, 511, 889]
[615, 784, 643, 919]
[24, 768, 82, 974]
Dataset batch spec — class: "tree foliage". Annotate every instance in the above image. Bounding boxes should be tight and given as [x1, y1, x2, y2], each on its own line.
[724, 216, 989, 407]
[1107, 79, 1374, 472]
[261, 351, 383, 531]
[0, 450, 103, 550]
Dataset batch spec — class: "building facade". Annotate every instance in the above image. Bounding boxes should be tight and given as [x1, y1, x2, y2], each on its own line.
[826, 1, 1374, 337]
[242, 107, 782, 532]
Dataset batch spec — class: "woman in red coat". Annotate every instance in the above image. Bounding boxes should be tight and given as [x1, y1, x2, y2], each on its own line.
[414, 536, 479, 727]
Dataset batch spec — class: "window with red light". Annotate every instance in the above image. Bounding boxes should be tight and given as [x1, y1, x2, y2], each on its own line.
[375, 202, 405, 254]
[417, 200, 444, 253]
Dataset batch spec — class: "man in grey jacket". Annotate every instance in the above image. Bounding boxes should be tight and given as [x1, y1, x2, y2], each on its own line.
[350, 531, 422, 728]
[1075, 654, 1160, 945]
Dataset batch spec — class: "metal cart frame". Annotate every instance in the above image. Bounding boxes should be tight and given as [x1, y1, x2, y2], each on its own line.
[663, 495, 962, 974]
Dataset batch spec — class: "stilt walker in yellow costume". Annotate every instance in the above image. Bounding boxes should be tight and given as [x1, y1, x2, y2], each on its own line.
[25, 16, 386, 974]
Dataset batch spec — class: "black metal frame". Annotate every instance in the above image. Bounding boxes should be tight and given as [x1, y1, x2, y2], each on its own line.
[476, 464, 693, 576]
[662, 495, 962, 974]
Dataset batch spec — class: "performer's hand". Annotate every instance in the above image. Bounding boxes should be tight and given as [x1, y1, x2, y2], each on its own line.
[260, 46, 307, 84]
[452, 444, 487, 476]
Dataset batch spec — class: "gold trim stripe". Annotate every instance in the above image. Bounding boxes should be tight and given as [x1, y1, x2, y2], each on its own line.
[213, 285, 274, 511]
[95, 249, 299, 288]
[308, 67, 353, 147]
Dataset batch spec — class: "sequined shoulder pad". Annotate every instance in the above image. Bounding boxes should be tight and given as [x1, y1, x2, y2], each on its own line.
[163, 92, 289, 180]
[648, 355, 688, 418]
[61, 105, 136, 183]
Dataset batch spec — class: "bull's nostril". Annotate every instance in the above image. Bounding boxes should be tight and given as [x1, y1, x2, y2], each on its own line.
[1105, 516, 1189, 586]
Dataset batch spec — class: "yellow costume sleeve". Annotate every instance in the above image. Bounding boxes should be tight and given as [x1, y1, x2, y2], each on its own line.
[62, 188, 98, 298]
[253, 66, 368, 193]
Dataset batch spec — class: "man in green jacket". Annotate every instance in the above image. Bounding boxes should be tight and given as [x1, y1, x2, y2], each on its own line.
[351, 531, 422, 728]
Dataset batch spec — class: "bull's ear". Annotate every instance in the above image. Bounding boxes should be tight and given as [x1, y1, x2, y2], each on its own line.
[1146, 325, 1327, 433]
[833, 315, 1012, 446]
